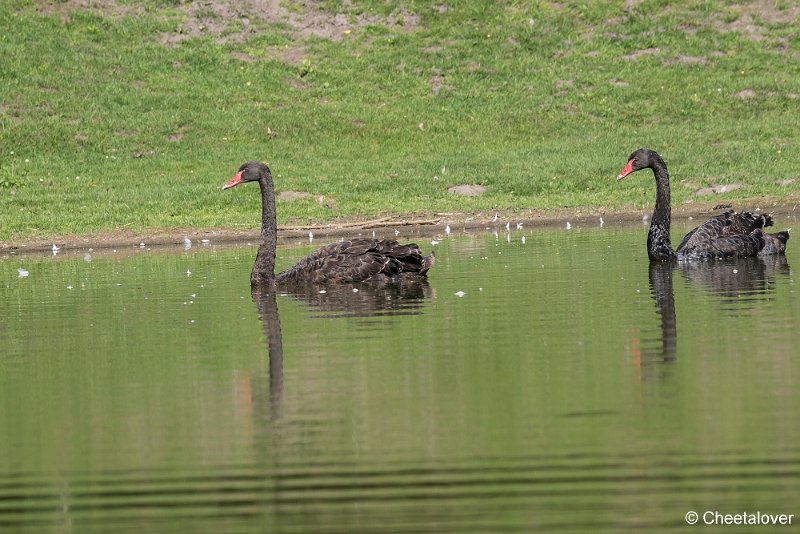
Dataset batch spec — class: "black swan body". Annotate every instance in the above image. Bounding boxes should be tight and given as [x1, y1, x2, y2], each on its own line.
[616, 148, 789, 261]
[224, 161, 435, 286]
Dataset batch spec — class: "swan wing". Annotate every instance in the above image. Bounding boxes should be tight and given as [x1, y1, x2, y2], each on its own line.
[677, 210, 772, 252]
[679, 230, 765, 259]
[277, 239, 433, 284]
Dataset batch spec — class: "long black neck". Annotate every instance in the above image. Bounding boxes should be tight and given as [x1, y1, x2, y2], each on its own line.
[647, 154, 676, 261]
[252, 171, 278, 285]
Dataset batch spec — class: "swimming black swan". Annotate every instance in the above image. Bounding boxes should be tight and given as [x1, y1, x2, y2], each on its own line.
[616, 148, 789, 261]
[224, 161, 435, 286]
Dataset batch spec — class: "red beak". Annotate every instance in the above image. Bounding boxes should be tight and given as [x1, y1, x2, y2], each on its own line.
[223, 171, 243, 190]
[616, 159, 635, 181]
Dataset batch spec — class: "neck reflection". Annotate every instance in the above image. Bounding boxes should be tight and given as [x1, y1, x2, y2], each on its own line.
[647, 255, 791, 362]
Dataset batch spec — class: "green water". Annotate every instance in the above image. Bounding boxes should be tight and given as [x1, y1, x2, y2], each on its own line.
[1, 220, 799, 532]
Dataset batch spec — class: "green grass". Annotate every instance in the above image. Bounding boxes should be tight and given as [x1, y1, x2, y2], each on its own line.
[1, 0, 799, 241]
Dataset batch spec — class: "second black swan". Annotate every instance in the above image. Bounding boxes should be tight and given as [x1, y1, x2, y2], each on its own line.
[616, 148, 789, 261]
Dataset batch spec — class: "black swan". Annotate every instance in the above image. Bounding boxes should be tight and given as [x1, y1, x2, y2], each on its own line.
[224, 161, 435, 286]
[616, 148, 789, 261]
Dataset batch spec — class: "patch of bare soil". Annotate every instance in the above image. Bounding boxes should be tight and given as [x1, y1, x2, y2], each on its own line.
[712, 0, 800, 41]
[693, 183, 745, 196]
[663, 55, 707, 66]
[278, 191, 313, 201]
[448, 185, 486, 197]
[624, 47, 660, 61]
[36, 0, 143, 18]
[430, 73, 447, 95]
[286, 77, 308, 90]
[0, 102, 22, 120]
[268, 45, 306, 66]
[38, 0, 420, 48]
[166, 124, 190, 143]
[230, 51, 257, 62]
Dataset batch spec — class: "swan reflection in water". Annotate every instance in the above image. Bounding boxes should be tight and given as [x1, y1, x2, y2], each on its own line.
[250, 278, 435, 418]
[647, 255, 791, 362]
[251, 287, 285, 418]
[279, 276, 435, 319]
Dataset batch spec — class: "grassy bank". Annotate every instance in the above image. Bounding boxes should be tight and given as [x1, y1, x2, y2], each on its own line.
[1, 0, 799, 242]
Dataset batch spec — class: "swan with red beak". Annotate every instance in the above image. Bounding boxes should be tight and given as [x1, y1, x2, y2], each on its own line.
[223, 160, 435, 286]
[616, 148, 788, 261]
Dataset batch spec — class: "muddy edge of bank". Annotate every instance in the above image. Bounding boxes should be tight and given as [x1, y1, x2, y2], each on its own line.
[3, 202, 798, 257]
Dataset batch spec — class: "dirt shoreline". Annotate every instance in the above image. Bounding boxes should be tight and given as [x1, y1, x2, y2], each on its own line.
[3, 201, 797, 257]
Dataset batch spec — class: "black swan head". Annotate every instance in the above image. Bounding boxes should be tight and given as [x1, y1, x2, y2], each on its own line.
[223, 161, 270, 189]
[616, 148, 661, 181]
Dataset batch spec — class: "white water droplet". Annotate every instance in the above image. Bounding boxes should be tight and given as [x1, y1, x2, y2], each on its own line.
[521, 236, 526, 244]
[309, 231, 314, 242]
[565, 222, 572, 230]
[17, 268, 29, 278]
[516, 222, 523, 230]
[505, 222, 510, 231]
[84, 254, 92, 262]
[430, 239, 439, 245]
[454, 291, 465, 297]
[445, 225, 451, 235]
[186, 270, 192, 276]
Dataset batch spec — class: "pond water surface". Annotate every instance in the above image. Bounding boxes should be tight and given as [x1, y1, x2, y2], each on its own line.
[2, 216, 799, 532]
